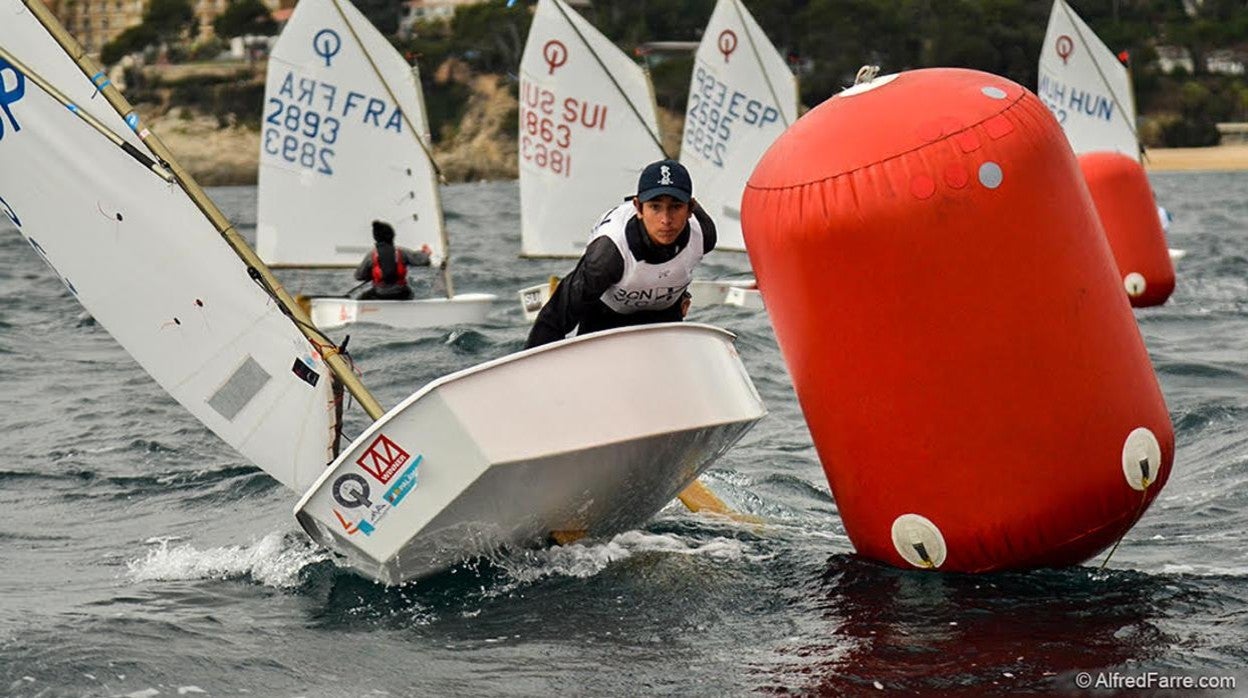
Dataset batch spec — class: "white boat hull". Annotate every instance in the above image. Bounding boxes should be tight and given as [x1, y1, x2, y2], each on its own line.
[691, 279, 764, 310]
[517, 278, 558, 322]
[310, 293, 497, 329]
[519, 278, 763, 320]
[294, 323, 766, 585]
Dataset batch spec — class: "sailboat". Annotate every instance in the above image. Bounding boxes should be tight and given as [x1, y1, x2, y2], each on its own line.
[513, 0, 778, 319]
[0, 0, 766, 585]
[1037, 0, 1182, 261]
[256, 0, 495, 330]
[517, 0, 665, 258]
[678, 0, 797, 308]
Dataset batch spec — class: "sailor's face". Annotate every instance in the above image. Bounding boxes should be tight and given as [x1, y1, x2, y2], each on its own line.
[635, 196, 691, 245]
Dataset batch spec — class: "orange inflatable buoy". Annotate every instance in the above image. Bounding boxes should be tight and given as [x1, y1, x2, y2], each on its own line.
[740, 68, 1173, 573]
[1079, 151, 1175, 307]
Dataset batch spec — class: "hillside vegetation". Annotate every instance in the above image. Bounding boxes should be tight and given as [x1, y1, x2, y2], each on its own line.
[118, 0, 1248, 183]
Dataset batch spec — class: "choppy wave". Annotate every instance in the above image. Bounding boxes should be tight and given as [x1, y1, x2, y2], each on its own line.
[126, 532, 330, 588]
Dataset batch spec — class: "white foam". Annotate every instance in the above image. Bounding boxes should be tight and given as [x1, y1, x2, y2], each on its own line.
[496, 530, 756, 583]
[126, 532, 330, 588]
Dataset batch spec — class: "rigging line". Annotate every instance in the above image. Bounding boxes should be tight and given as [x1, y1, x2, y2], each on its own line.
[549, 0, 667, 157]
[243, 267, 341, 349]
[19, 0, 385, 420]
[727, 0, 793, 128]
[0, 46, 174, 183]
[326, 0, 455, 298]
[1099, 487, 1152, 570]
[1056, 0, 1140, 148]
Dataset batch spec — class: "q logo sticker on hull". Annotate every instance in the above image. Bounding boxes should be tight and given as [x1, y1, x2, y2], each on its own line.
[332, 472, 372, 509]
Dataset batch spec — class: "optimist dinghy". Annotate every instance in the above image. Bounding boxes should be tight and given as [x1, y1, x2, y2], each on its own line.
[514, 0, 791, 318]
[257, 0, 495, 327]
[1037, 0, 1183, 260]
[517, 277, 762, 322]
[296, 322, 765, 584]
[0, 1, 765, 585]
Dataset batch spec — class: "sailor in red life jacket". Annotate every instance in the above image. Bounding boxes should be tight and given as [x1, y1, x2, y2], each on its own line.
[353, 220, 436, 300]
[524, 159, 717, 348]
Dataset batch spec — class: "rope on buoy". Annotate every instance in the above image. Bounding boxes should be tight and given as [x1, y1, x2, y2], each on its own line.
[854, 64, 880, 85]
[1100, 457, 1155, 570]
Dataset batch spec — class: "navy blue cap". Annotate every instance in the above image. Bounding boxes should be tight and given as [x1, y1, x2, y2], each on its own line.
[637, 159, 692, 203]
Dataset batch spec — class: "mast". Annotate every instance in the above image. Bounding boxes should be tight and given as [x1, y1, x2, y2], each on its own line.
[20, 0, 386, 420]
[327, 0, 454, 297]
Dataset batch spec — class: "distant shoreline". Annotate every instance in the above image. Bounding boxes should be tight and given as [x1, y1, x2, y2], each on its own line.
[152, 111, 1248, 187]
[1145, 144, 1248, 172]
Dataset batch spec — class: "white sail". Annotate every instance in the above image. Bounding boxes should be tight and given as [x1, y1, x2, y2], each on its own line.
[682, 0, 797, 252]
[257, 0, 442, 266]
[1037, 0, 1138, 159]
[518, 0, 665, 257]
[0, 7, 338, 493]
[0, 2, 150, 153]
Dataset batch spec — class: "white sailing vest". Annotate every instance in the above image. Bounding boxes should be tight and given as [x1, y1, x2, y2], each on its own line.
[593, 202, 705, 314]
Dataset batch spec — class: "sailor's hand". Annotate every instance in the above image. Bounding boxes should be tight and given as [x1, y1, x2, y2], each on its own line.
[420, 243, 432, 255]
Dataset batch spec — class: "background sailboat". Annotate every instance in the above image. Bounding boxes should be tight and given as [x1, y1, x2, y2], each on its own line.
[1037, 0, 1137, 160]
[517, 0, 666, 258]
[676, 0, 799, 310]
[514, 0, 779, 318]
[1037, 0, 1181, 261]
[257, 0, 495, 329]
[1, 0, 764, 585]
[682, 0, 798, 254]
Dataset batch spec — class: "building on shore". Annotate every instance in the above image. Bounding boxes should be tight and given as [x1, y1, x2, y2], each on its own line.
[50, 0, 284, 55]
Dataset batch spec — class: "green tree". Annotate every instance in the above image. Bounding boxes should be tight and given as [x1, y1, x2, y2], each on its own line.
[213, 0, 277, 39]
[100, 23, 157, 65]
[143, 0, 197, 43]
[354, 0, 399, 36]
[448, 2, 532, 74]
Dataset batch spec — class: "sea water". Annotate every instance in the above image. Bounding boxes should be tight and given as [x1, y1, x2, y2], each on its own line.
[1, 175, 1245, 695]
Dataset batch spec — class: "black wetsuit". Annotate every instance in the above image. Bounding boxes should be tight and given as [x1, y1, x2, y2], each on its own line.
[524, 204, 716, 348]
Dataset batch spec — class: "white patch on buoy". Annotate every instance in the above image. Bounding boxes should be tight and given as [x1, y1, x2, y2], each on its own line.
[891, 514, 947, 569]
[978, 162, 1004, 189]
[1122, 427, 1161, 491]
[1124, 272, 1147, 297]
[838, 73, 901, 97]
[981, 86, 1007, 99]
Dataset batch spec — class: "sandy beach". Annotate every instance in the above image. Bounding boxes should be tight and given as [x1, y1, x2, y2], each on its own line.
[1145, 143, 1248, 172]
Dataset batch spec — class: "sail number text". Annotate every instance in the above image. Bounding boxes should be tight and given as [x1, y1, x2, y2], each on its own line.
[685, 66, 780, 168]
[520, 82, 612, 178]
[263, 72, 409, 176]
[264, 98, 338, 174]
